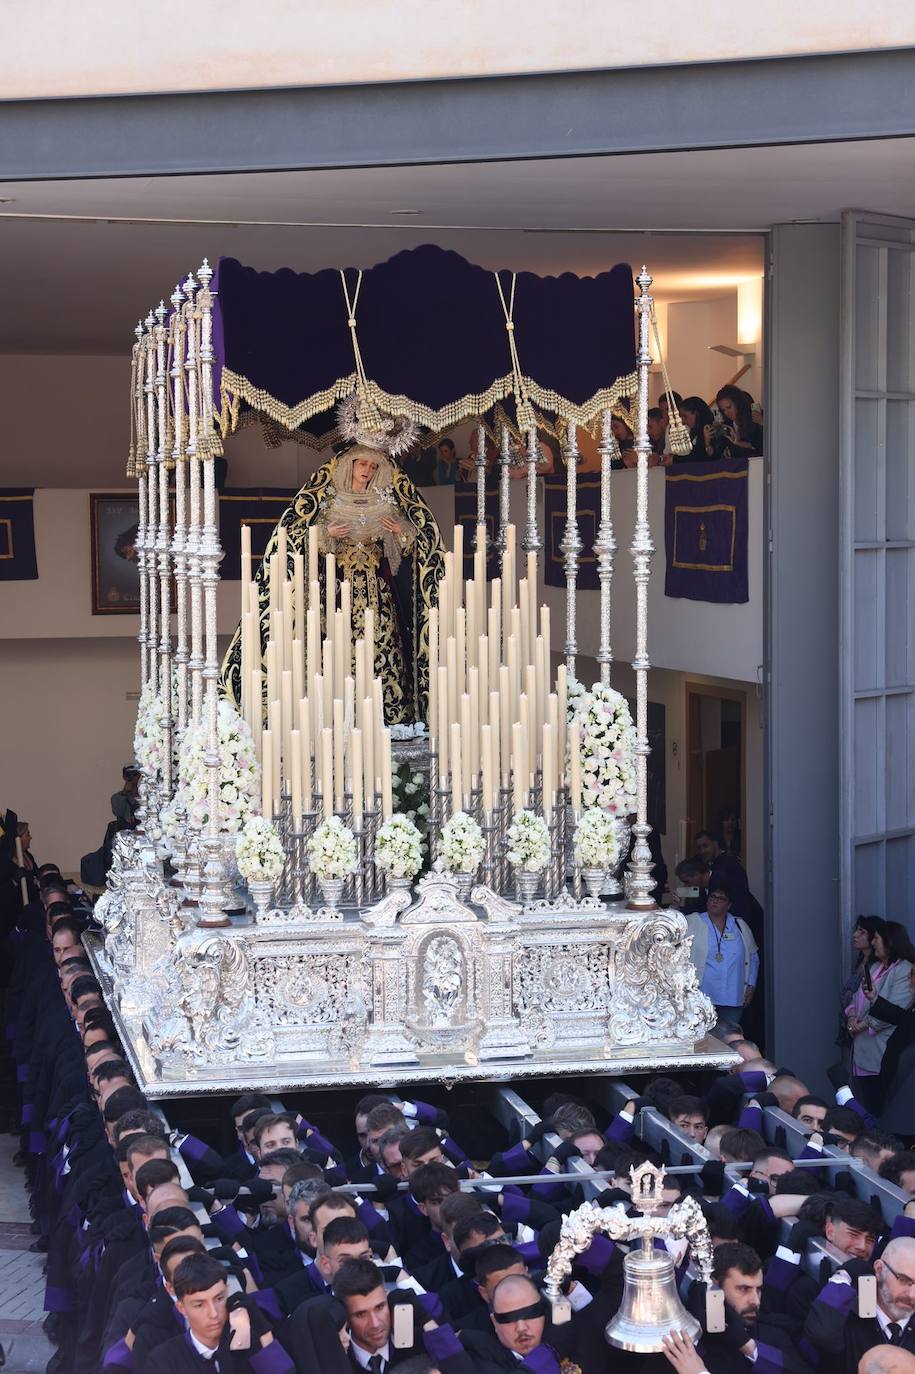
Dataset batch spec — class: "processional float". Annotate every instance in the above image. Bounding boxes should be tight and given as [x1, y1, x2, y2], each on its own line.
[87, 244, 730, 1094]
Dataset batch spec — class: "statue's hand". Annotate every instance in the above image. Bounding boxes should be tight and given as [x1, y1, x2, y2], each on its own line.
[327, 522, 350, 538]
[381, 515, 403, 535]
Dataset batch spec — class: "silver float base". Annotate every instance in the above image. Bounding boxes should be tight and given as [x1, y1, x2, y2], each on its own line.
[86, 834, 736, 1098]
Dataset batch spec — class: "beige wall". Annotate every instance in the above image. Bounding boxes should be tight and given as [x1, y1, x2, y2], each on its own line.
[5, 2, 913, 100]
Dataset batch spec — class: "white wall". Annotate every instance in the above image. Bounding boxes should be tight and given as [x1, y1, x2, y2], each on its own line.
[4, 1, 912, 99]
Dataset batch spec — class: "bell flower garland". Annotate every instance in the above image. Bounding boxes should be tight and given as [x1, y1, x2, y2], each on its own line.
[436, 812, 485, 876]
[236, 816, 285, 884]
[375, 814, 424, 879]
[307, 815, 358, 880]
[568, 679, 637, 815]
[574, 808, 621, 870]
[506, 810, 551, 874]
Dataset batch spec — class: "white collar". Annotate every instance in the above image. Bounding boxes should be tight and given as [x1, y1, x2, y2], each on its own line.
[349, 1339, 391, 1368]
[877, 1307, 912, 1338]
[188, 1330, 219, 1359]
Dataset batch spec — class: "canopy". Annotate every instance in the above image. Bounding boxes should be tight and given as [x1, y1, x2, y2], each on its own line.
[213, 244, 637, 447]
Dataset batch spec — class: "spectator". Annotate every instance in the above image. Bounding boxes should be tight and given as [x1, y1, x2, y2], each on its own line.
[847, 920, 915, 1111]
[840, 917, 885, 1055]
[716, 805, 742, 860]
[434, 438, 458, 486]
[647, 405, 666, 455]
[678, 396, 724, 462]
[685, 880, 759, 1023]
[716, 384, 765, 457]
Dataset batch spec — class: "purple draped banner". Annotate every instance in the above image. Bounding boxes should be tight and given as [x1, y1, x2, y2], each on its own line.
[664, 459, 749, 604]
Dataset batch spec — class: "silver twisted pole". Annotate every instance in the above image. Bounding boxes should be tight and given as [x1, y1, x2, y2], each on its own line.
[497, 424, 511, 552]
[184, 273, 204, 731]
[143, 310, 159, 692]
[594, 411, 617, 685]
[521, 426, 542, 554]
[559, 423, 582, 676]
[474, 422, 487, 553]
[134, 322, 149, 690]
[170, 283, 189, 737]
[627, 266, 657, 910]
[154, 301, 173, 799]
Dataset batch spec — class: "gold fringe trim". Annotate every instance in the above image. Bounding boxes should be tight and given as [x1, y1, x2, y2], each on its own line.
[218, 367, 638, 445]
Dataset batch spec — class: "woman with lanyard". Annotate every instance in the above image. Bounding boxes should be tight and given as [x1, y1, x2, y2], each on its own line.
[686, 879, 759, 1026]
[846, 918, 915, 1112]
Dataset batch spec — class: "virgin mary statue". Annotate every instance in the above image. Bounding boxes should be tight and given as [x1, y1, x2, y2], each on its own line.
[221, 394, 444, 724]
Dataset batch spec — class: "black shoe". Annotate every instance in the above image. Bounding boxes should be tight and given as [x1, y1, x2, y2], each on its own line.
[45, 1347, 69, 1374]
[29, 1236, 49, 1252]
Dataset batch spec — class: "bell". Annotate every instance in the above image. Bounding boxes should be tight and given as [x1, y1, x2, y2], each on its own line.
[605, 1238, 701, 1353]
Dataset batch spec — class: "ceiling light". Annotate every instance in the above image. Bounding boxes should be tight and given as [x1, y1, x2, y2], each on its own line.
[389, 209, 422, 216]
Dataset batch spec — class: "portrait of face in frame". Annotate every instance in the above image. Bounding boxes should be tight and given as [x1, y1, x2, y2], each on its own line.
[90, 494, 141, 615]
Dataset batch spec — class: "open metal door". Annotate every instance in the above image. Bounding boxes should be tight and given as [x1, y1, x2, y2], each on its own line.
[840, 211, 915, 937]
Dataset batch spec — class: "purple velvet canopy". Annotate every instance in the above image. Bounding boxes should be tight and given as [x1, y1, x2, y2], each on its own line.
[213, 245, 637, 447]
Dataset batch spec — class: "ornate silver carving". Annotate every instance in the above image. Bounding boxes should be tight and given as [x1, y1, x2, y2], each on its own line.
[609, 908, 715, 1045]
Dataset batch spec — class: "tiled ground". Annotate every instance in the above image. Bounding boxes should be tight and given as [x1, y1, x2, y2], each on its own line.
[0, 1137, 53, 1372]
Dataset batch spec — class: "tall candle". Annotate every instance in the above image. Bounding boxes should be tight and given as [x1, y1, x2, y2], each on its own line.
[519, 579, 529, 667]
[381, 730, 393, 820]
[324, 553, 335, 630]
[355, 639, 366, 724]
[298, 697, 312, 812]
[293, 552, 305, 645]
[455, 607, 466, 699]
[241, 523, 252, 593]
[340, 579, 352, 678]
[502, 527, 514, 643]
[333, 609, 345, 699]
[518, 692, 530, 794]
[450, 723, 463, 815]
[512, 721, 526, 811]
[362, 696, 375, 805]
[481, 723, 494, 817]
[270, 704, 281, 804]
[307, 604, 320, 684]
[445, 637, 457, 732]
[281, 668, 293, 791]
[290, 727, 302, 827]
[534, 636, 546, 733]
[364, 607, 375, 680]
[261, 729, 273, 818]
[489, 690, 500, 797]
[321, 726, 334, 817]
[437, 665, 449, 783]
[487, 606, 500, 685]
[322, 640, 334, 729]
[452, 524, 464, 621]
[282, 580, 294, 676]
[308, 526, 319, 587]
[250, 667, 263, 749]
[351, 726, 363, 821]
[527, 551, 538, 642]
[460, 693, 472, 805]
[525, 666, 538, 758]
[478, 637, 489, 725]
[542, 721, 556, 816]
[507, 634, 519, 725]
[556, 664, 568, 780]
[312, 673, 324, 742]
[292, 639, 304, 715]
[440, 551, 453, 643]
[540, 604, 551, 669]
[268, 553, 279, 614]
[498, 668, 511, 782]
[277, 523, 288, 577]
[570, 719, 582, 812]
[428, 608, 438, 731]
[466, 594, 477, 672]
[333, 698, 345, 811]
[468, 666, 480, 786]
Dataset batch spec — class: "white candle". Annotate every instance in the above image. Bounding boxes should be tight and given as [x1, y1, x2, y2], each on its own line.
[364, 607, 375, 680]
[308, 526, 319, 587]
[450, 722, 463, 815]
[556, 664, 568, 783]
[333, 698, 345, 811]
[468, 666, 480, 786]
[372, 679, 384, 786]
[570, 718, 582, 812]
[293, 553, 305, 645]
[324, 553, 336, 630]
[440, 552, 453, 643]
[542, 721, 556, 816]
[525, 665, 538, 758]
[481, 722, 494, 818]
[527, 551, 537, 646]
[437, 665, 449, 783]
[512, 721, 526, 811]
[321, 726, 334, 817]
[282, 580, 294, 675]
[507, 634, 519, 725]
[261, 729, 273, 818]
[351, 726, 363, 821]
[307, 603, 320, 684]
[281, 668, 293, 794]
[540, 604, 551, 668]
[290, 728, 302, 827]
[446, 636, 457, 734]
[428, 608, 438, 732]
[298, 697, 312, 813]
[268, 553, 279, 614]
[455, 606, 466, 699]
[499, 666, 511, 783]
[270, 704, 281, 805]
[250, 667, 262, 750]
[381, 730, 393, 820]
[466, 593, 477, 672]
[333, 609, 345, 699]
[340, 579, 352, 679]
[489, 690, 500, 797]
[292, 639, 304, 716]
[241, 523, 252, 593]
[460, 693, 472, 805]
[322, 640, 334, 730]
[452, 524, 464, 622]
[362, 696, 375, 806]
[478, 636, 489, 729]
[487, 605, 500, 686]
[355, 639, 366, 724]
[277, 523, 288, 578]
[519, 579, 529, 667]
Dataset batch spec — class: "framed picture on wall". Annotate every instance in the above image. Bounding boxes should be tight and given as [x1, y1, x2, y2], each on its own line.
[90, 493, 141, 614]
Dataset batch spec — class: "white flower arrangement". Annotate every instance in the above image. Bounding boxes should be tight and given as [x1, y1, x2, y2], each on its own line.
[133, 682, 169, 781]
[436, 811, 486, 875]
[574, 808, 621, 870]
[307, 815, 358, 879]
[569, 680, 637, 815]
[171, 698, 260, 835]
[375, 814, 424, 879]
[236, 816, 285, 884]
[506, 810, 551, 873]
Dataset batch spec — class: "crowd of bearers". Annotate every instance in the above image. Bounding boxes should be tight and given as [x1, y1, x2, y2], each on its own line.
[6, 855, 915, 1373]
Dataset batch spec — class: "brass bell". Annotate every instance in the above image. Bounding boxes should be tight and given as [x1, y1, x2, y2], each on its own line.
[605, 1237, 701, 1354]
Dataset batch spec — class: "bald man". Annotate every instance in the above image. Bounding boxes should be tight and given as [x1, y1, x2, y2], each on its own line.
[806, 1237, 915, 1373]
[860, 1348, 915, 1374]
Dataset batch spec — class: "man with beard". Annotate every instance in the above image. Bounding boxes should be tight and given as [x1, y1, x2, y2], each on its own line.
[804, 1236, 915, 1372]
[691, 1243, 813, 1372]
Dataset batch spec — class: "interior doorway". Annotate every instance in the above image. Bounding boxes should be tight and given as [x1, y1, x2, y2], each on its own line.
[685, 683, 746, 860]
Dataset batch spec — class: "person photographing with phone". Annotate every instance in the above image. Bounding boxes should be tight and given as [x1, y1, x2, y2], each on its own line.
[845, 920, 915, 1113]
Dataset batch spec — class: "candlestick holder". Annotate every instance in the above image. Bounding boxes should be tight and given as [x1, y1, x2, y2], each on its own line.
[299, 808, 318, 907]
[362, 804, 381, 903]
[569, 805, 583, 901]
[353, 815, 365, 908]
[481, 813, 498, 888]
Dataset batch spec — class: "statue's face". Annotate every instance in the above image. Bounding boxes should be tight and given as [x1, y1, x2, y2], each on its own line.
[352, 456, 379, 491]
